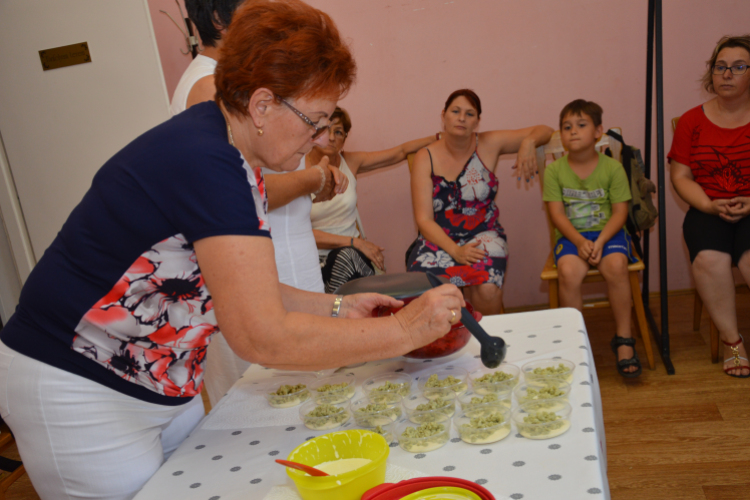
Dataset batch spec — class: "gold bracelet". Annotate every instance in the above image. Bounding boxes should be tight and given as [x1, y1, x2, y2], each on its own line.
[332, 295, 344, 318]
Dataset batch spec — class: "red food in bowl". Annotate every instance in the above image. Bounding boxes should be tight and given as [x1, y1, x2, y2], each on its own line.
[372, 299, 481, 359]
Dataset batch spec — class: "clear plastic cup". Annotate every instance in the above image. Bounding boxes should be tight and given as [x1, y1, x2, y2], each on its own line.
[513, 380, 571, 411]
[395, 420, 450, 453]
[263, 374, 316, 409]
[348, 420, 397, 444]
[458, 389, 512, 414]
[417, 367, 469, 396]
[521, 359, 575, 384]
[454, 407, 511, 444]
[469, 363, 521, 394]
[362, 372, 413, 400]
[403, 389, 456, 424]
[299, 397, 351, 431]
[310, 373, 356, 403]
[351, 396, 402, 427]
[512, 401, 572, 440]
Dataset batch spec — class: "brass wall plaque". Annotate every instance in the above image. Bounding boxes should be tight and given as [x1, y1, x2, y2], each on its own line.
[39, 42, 91, 71]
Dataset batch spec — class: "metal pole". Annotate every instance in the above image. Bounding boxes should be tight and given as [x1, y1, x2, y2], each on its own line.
[654, 0, 674, 374]
[642, 0, 655, 304]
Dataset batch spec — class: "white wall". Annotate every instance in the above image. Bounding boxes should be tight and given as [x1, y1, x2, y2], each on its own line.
[0, 0, 171, 262]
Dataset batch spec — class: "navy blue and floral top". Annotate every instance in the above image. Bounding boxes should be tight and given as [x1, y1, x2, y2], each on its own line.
[1, 102, 269, 405]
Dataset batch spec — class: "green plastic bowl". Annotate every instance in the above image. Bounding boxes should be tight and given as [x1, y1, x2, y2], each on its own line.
[286, 429, 389, 500]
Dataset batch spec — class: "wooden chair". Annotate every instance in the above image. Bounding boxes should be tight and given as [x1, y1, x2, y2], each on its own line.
[535, 128, 655, 369]
[0, 421, 25, 500]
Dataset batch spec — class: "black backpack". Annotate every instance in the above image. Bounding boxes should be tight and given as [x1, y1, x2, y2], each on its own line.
[604, 130, 658, 258]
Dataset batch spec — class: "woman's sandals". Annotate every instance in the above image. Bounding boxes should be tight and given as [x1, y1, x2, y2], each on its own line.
[723, 335, 750, 378]
[610, 335, 642, 378]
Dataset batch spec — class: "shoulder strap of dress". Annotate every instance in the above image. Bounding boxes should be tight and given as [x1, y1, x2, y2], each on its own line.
[427, 148, 434, 175]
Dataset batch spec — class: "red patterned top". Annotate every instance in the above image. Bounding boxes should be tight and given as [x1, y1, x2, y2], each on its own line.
[668, 104, 750, 200]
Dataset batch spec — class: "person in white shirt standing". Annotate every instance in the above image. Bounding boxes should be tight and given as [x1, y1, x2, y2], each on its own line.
[170, 0, 347, 406]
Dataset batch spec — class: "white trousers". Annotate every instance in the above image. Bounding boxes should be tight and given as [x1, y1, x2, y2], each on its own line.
[0, 342, 205, 500]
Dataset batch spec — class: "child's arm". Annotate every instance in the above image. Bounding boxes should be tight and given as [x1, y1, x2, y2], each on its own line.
[589, 202, 629, 265]
[547, 201, 595, 261]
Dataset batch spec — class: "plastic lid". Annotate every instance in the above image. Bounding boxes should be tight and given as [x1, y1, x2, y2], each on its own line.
[335, 272, 448, 299]
[361, 477, 495, 500]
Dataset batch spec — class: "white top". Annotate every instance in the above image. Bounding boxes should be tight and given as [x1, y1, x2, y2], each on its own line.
[310, 154, 365, 258]
[169, 55, 217, 115]
[171, 55, 322, 406]
[262, 158, 325, 293]
[171, 53, 234, 407]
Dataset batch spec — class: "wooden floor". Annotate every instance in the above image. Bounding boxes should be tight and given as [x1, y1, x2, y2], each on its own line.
[3, 292, 750, 500]
[597, 290, 750, 500]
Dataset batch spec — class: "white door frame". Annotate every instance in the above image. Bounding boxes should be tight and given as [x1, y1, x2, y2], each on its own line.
[0, 133, 33, 323]
[0, 133, 35, 282]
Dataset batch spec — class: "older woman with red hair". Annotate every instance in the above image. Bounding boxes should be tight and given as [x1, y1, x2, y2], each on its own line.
[0, 2, 463, 499]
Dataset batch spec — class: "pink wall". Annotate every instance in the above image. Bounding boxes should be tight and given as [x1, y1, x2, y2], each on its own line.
[147, 0, 192, 100]
[151, 0, 750, 308]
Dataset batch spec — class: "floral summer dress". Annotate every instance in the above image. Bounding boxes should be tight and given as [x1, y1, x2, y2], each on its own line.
[407, 138, 508, 288]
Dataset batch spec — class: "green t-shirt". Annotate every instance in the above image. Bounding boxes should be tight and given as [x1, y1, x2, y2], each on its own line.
[542, 152, 631, 242]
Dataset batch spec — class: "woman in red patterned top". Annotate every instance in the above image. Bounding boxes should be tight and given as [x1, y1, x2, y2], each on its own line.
[669, 34, 750, 377]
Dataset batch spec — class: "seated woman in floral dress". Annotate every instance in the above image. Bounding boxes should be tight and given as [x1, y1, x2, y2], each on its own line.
[407, 89, 552, 315]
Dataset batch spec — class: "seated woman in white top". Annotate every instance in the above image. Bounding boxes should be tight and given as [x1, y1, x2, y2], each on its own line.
[310, 107, 436, 293]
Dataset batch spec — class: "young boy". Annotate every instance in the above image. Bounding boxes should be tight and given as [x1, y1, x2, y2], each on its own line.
[542, 99, 640, 377]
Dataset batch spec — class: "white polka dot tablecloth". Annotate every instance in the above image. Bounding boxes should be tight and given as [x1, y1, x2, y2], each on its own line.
[133, 308, 609, 500]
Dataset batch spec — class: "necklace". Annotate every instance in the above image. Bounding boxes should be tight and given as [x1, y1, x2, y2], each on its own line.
[219, 103, 235, 147]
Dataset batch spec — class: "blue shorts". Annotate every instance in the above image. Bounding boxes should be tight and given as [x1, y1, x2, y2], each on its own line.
[553, 229, 635, 264]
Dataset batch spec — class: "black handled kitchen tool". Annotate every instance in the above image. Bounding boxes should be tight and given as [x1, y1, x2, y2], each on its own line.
[425, 272, 507, 368]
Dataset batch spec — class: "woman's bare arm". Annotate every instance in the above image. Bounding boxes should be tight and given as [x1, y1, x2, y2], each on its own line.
[345, 135, 436, 176]
[194, 234, 463, 370]
[670, 160, 730, 216]
[185, 75, 216, 109]
[313, 230, 385, 271]
[480, 125, 553, 180]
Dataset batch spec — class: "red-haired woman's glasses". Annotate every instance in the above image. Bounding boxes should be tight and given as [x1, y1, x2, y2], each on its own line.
[712, 64, 748, 75]
[278, 97, 330, 139]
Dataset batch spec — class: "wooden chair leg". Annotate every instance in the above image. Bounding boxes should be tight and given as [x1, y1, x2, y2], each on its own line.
[549, 279, 559, 309]
[0, 463, 26, 499]
[693, 292, 703, 331]
[0, 427, 25, 500]
[710, 318, 720, 363]
[629, 271, 655, 370]
[631, 310, 642, 340]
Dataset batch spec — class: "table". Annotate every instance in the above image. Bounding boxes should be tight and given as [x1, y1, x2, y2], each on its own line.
[134, 308, 609, 500]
